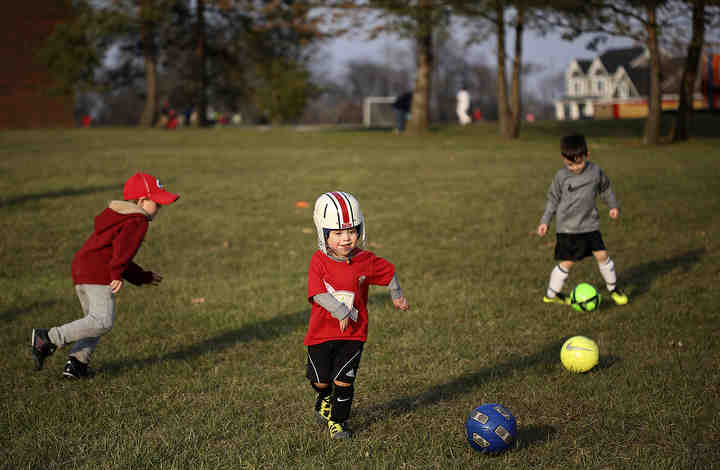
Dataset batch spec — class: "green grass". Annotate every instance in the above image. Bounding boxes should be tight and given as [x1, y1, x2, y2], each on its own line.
[1, 119, 719, 469]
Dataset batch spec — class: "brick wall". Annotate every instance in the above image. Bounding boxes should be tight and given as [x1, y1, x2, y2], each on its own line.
[0, 1, 74, 128]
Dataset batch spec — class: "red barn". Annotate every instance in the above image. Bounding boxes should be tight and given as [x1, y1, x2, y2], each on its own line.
[0, 2, 75, 129]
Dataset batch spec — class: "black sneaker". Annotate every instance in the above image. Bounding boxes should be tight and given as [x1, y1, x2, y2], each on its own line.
[63, 357, 90, 379]
[31, 328, 57, 371]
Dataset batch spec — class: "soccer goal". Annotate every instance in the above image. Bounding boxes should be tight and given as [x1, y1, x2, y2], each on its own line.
[363, 97, 397, 128]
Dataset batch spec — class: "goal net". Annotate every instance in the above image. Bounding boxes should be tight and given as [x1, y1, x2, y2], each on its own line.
[363, 97, 397, 128]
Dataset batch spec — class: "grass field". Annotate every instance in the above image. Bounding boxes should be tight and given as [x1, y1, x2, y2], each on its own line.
[1, 120, 719, 469]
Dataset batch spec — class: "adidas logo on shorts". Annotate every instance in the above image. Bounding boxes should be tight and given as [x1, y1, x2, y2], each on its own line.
[346, 369, 355, 378]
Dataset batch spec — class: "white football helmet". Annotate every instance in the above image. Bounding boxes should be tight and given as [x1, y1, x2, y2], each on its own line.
[313, 191, 365, 254]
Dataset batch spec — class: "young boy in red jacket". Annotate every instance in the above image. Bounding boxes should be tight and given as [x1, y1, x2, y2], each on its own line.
[30, 173, 179, 379]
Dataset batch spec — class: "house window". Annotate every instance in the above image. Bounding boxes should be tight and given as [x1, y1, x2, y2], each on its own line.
[596, 80, 604, 94]
[572, 81, 583, 96]
[618, 83, 629, 98]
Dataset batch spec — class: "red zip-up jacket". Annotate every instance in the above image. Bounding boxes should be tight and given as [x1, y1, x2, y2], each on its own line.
[71, 201, 154, 286]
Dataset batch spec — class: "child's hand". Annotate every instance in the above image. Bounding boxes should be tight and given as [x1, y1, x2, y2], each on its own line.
[149, 272, 163, 286]
[537, 224, 548, 236]
[609, 208, 619, 219]
[110, 279, 123, 294]
[393, 296, 409, 311]
[339, 317, 349, 333]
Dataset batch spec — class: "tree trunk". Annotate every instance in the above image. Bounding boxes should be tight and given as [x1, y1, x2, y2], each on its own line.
[138, 0, 156, 127]
[196, 0, 208, 127]
[671, 0, 705, 142]
[495, 1, 511, 138]
[643, 5, 662, 145]
[407, 1, 433, 135]
[508, 3, 525, 139]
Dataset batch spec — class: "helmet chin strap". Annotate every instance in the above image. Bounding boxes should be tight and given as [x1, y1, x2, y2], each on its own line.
[326, 247, 358, 264]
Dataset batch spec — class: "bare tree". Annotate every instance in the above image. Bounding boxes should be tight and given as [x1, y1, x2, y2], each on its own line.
[669, 0, 720, 141]
[560, 1, 682, 144]
[325, 1, 454, 134]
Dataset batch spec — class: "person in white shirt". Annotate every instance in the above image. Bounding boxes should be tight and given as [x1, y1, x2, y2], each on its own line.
[456, 87, 471, 126]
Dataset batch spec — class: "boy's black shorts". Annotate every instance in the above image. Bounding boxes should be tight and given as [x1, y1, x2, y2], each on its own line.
[555, 231, 606, 261]
[306, 340, 364, 385]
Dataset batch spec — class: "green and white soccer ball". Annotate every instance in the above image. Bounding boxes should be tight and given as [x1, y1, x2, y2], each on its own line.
[570, 282, 601, 312]
[560, 336, 599, 373]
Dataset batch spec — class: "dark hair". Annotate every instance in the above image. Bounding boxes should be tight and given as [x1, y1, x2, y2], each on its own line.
[561, 134, 588, 162]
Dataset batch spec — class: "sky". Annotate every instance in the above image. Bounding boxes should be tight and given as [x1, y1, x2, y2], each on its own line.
[319, 27, 636, 96]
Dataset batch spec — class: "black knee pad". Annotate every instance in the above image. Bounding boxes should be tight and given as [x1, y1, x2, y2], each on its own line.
[331, 384, 354, 422]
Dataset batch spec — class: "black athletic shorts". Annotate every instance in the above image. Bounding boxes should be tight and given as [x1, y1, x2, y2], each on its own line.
[555, 231, 606, 261]
[306, 340, 364, 385]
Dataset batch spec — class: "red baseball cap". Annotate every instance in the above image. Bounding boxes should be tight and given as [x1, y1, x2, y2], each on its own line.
[123, 172, 179, 205]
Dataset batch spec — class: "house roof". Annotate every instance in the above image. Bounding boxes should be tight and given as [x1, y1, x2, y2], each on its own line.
[619, 53, 687, 95]
[577, 60, 592, 74]
[599, 46, 646, 73]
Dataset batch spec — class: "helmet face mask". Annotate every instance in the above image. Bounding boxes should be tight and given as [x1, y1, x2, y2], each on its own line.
[313, 192, 365, 254]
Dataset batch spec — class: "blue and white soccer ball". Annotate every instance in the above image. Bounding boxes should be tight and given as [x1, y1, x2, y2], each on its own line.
[465, 403, 517, 454]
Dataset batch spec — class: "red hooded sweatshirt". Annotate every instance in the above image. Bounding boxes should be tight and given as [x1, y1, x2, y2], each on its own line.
[71, 201, 154, 286]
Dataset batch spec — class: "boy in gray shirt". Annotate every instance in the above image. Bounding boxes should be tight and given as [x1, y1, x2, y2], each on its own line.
[537, 134, 628, 306]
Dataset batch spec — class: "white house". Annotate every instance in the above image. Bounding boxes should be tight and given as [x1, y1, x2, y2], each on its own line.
[555, 46, 649, 120]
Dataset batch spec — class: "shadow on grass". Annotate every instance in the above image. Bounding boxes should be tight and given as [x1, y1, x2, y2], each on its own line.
[1, 300, 60, 323]
[357, 341, 562, 430]
[515, 424, 558, 450]
[622, 249, 704, 299]
[100, 309, 309, 376]
[0, 184, 123, 208]
[595, 354, 622, 372]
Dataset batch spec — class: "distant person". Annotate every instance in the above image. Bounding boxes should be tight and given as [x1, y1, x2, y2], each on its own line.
[159, 100, 171, 128]
[82, 115, 91, 128]
[537, 134, 629, 307]
[306, 191, 409, 439]
[392, 91, 412, 134]
[207, 108, 218, 127]
[456, 87, 471, 125]
[183, 106, 194, 126]
[30, 173, 180, 379]
[167, 109, 178, 130]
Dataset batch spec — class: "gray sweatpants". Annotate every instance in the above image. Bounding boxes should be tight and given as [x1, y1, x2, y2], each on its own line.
[48, 284, 115, 364]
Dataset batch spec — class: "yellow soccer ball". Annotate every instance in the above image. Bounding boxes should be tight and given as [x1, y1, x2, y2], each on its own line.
[560, 336, 599, 373]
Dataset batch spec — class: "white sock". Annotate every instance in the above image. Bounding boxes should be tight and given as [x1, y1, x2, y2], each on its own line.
[598, 258, 617, 292]
[547, 265, 569, 297]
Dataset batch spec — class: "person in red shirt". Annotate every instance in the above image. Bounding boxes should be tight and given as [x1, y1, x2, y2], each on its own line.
[30, 173, 179, 379]
[306, 191, 409, 439]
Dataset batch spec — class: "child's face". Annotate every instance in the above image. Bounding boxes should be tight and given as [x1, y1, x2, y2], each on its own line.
[326, 228, 359, 257]
[139, 198, 160, 219]
[563, 154, 588, 174]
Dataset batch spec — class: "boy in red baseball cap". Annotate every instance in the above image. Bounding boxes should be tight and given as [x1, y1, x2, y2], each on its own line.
[30, 173, 179, 379]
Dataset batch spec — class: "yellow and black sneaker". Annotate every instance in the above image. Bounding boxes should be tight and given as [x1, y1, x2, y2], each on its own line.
[543, 292, 570, 305]
[610, 288, 629, 305]
[315, 395, 332, 423]
[328, 420, 350, 439]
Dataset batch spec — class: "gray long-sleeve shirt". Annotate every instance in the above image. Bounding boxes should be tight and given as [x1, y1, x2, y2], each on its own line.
[540, 161, 618, 234]
[313, 274, 403, 321]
